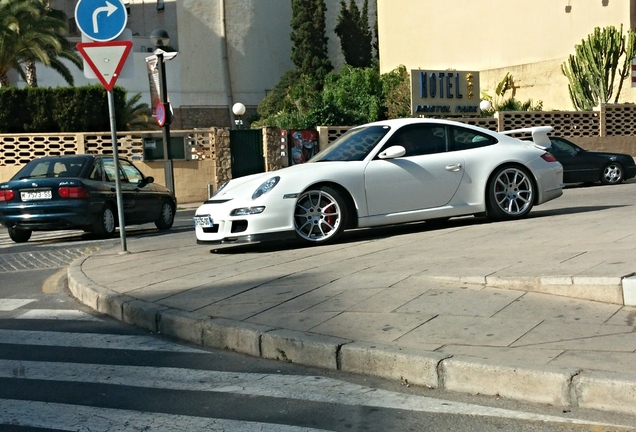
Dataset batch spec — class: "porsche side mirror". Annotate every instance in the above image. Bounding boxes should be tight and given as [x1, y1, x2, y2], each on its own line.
[378, 145, 406, 159]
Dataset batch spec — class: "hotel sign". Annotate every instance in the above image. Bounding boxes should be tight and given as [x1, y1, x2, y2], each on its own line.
[410, 70, 480, 116]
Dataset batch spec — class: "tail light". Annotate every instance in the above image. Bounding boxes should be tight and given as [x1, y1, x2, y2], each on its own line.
[541, 152, 557, 163]
[0, 190, 15, 202]
[59, 186, 90, 199]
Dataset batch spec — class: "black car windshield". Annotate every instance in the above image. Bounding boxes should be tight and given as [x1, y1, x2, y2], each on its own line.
[15, 157, 88, 179]
[311, 125, 391, 162]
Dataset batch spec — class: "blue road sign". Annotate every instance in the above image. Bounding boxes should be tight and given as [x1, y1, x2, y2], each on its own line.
[75, 0, 127, 42]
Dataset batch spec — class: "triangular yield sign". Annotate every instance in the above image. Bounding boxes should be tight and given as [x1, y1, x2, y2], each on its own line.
[77, 41, 133, 91]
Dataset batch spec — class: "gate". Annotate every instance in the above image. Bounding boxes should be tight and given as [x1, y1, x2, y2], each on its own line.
[229, 129, 265, 178]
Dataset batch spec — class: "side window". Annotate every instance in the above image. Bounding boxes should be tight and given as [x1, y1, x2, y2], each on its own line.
[102, 158, 127, 183]
[449, 126, 497, 151]
[89, 160, 105, 181]
[120, 160, 144, 184]
[384, 124, 447, 157]
[103, 158, 117, 182]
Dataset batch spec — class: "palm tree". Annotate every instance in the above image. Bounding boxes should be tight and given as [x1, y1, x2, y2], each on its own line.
[23, 1, 82, 87]
[121, 92, 154, 131]
[0, 0, 81, 87]
[0, 0, 37, 86]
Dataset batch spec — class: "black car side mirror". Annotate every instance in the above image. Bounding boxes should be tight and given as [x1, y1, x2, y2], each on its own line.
[138, 176, 154, 187]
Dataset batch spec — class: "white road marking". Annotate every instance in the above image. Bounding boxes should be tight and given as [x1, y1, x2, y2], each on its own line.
[0, 359, 629, 428]
[0, 399, 328, 432]
[15, 309, 102, 321]
[0, 299, 36, 311]
[0, 329, 206, 353]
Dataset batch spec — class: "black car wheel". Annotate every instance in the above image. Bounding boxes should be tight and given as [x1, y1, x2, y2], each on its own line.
[601, 162, 624, 185]
[294, 186, 348, 245]
[91, 205, 116, 238]
[155, 199, 175, 230]
[8, 227, 32, 243]
[487, 165, 534, 220]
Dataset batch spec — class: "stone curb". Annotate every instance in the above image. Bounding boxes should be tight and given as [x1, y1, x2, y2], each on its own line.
[431, 274, 634, 305]
[67, 258, 636, 415]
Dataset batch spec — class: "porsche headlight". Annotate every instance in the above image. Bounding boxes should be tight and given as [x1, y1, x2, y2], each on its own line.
[252, 176, 280, 199]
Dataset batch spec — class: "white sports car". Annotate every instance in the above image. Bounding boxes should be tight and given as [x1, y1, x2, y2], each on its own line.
[195, 118, 563, 246]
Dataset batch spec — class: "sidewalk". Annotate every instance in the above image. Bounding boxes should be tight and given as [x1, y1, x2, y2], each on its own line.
[68, 186, 636, 415]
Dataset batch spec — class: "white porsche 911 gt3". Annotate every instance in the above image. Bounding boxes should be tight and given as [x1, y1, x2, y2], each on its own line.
[194, 118, 563, 246]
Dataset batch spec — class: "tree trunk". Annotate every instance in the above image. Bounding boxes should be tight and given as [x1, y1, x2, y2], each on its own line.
[0, 72, 10, 88]
[26, 61, 38, 87]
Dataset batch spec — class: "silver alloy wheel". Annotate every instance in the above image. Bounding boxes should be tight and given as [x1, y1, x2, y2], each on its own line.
[294, 189, 343, 242]
[103, 207, 116, 234]
[602, 163, 623, 184]
[492, 167, 533, 216]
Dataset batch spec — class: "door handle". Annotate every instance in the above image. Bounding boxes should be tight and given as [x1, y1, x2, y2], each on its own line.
[445, 163, 462, 172]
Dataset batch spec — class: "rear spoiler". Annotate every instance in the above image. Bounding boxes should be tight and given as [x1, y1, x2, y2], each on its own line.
[501, 126, 553, 150]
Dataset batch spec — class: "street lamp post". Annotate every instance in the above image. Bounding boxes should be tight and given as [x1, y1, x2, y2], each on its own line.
[232, 102, 246, 129]
[150, 29, 175, 194]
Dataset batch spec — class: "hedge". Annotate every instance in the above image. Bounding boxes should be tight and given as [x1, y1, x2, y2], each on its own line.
[0, 85, 127, 133]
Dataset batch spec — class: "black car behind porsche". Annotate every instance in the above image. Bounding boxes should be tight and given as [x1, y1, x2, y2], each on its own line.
[548, 136, 636, 185]
[0, 154, 176, 243]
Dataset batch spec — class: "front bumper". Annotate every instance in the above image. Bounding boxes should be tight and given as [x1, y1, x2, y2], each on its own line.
[196, 230, 297, 246]
[194, 195, 297, 245]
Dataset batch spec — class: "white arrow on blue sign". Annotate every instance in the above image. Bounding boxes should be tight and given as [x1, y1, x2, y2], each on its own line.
[75, 0, 128, 42]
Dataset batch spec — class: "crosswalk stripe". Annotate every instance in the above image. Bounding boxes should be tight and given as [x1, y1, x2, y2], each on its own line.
[15, 309, 102, 321]
[0, 299, 36, 311]
[0, 329, 206, 353]
[0, 359, 627, 428]
[0, 399, 328, 432]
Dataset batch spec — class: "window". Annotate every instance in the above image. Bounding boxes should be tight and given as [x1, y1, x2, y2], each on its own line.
[449, 126, 497, 151]
[383, 124, 447, 157]
[103, 158, 125, 183]
[313, 126, 391, 162]
[89, 160, 105, 181]
[120, 160, 144, 184]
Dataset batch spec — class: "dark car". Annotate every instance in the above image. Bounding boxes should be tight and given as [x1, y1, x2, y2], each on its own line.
[548, 136, 636, 185]
[0, 154, 176, 243]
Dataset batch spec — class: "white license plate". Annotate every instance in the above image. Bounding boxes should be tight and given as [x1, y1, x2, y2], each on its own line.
[194, 215, 214, 227]
[21, 190, 52, 201]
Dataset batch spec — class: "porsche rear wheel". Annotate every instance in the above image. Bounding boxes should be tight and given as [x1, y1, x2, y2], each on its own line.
[601, 162, 624, 185]
[487, 166, 534, 220]
[294, 186, 348, 244]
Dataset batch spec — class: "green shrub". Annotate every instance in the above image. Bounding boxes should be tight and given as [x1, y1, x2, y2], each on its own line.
[0, 85, 128, 133]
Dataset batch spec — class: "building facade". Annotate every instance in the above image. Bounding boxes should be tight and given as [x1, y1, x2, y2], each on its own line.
[377, 0, 636, 110]
[33, 0, 377, 128]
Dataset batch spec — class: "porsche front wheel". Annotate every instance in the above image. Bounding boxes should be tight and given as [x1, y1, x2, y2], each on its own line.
[294, 186, 348, 245]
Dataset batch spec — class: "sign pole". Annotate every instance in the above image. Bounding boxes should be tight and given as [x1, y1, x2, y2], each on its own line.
[156, 50, 175, 194]
[107, 90, 127, 252]
[75, 0, 130, 253]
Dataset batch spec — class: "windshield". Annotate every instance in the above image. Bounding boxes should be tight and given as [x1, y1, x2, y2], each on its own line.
[311, 125, 391, 162]
[14, 157, 88, 179]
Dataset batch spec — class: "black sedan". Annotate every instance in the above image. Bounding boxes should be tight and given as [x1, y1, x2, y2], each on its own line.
[548, 136, 636, 185]
[0, 154, 176, 243]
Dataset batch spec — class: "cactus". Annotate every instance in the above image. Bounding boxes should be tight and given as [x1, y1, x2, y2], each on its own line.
[561, 25, 636, 110]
